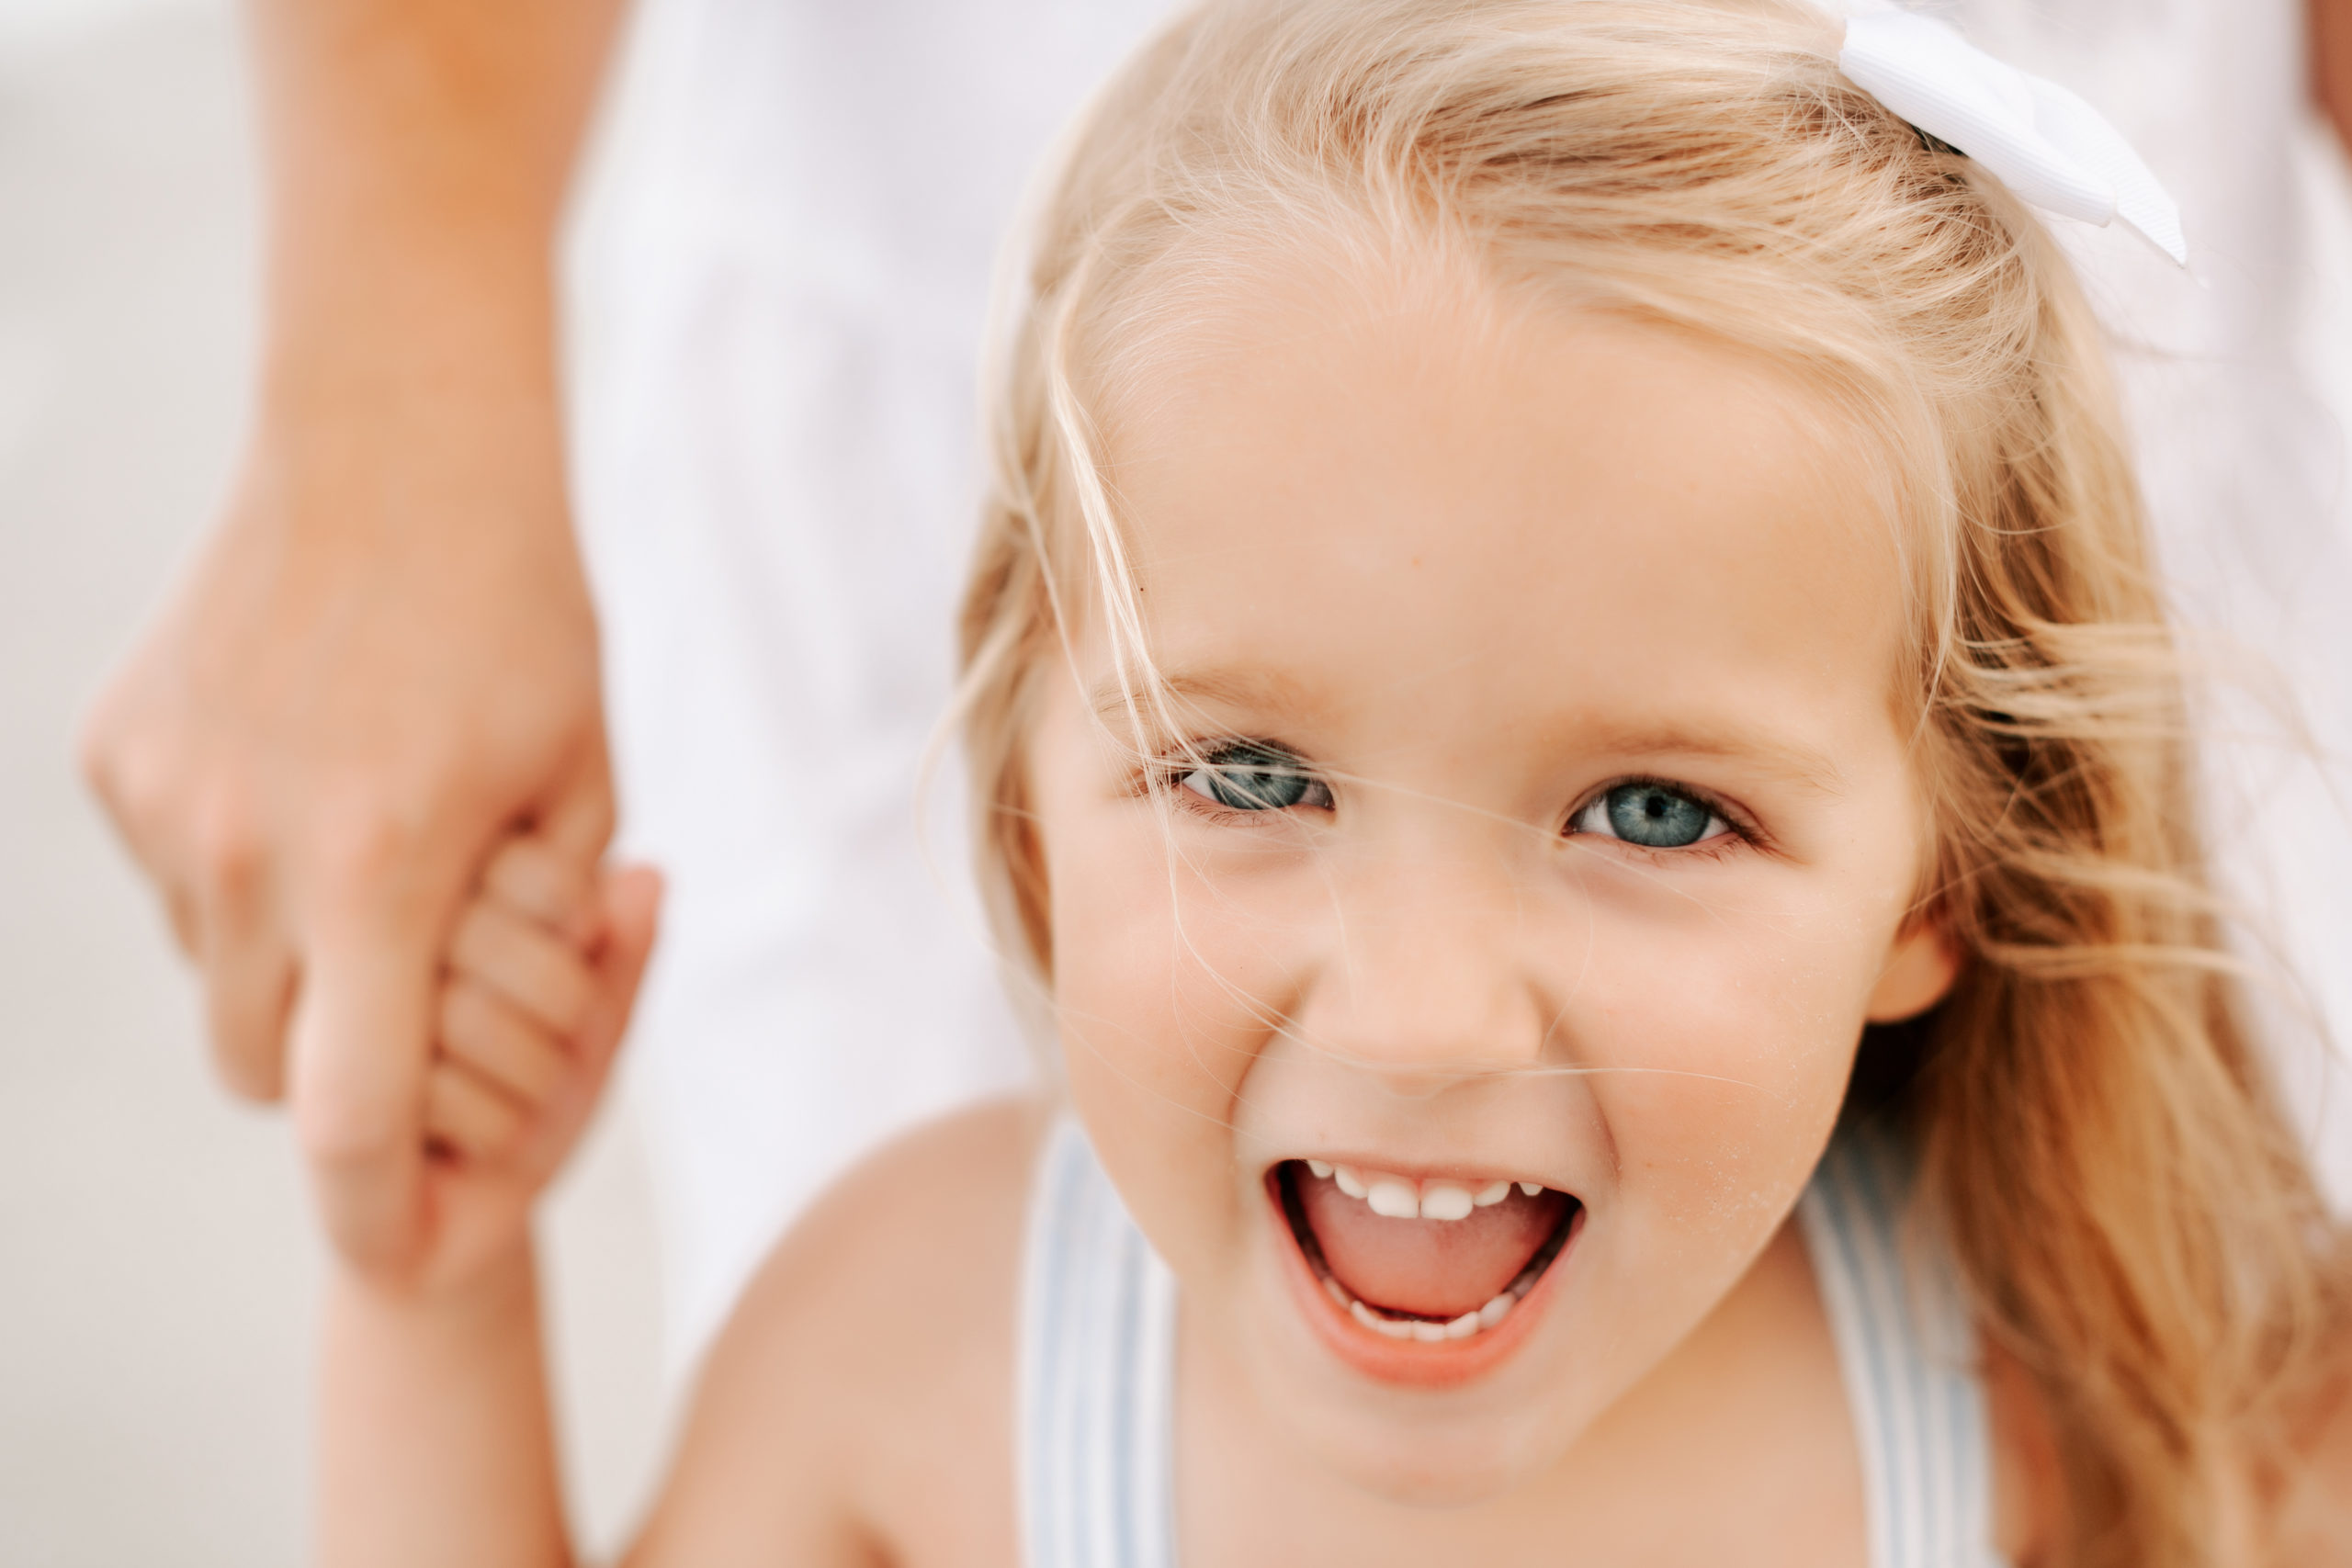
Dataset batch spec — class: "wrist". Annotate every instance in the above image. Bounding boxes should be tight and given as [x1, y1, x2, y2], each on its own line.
[329, 1233, 540, 1336]
[319, 1229, 570, 1568]
[259, 231, 563, 418]
[249, 2, 596, 414]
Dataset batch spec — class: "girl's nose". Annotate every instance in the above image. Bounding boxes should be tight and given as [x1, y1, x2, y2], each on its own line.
[1284, 837, 1556, 1085]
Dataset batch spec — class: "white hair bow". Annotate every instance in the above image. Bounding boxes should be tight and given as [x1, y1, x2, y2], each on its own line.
[1835, 8, 2188, 265]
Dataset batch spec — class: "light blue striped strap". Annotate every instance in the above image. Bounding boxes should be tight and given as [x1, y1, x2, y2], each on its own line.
[1021, 1116, 1996, 1567]
[1019, 1118, 1179, 1568]
[1796, 1129, 2002, 1568]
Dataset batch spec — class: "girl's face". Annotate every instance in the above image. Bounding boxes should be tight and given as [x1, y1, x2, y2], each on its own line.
[1023, 266, 1955, 1501]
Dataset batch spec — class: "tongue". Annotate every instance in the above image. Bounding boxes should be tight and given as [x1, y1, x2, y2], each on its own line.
[1296, 1170, 1566, 1320]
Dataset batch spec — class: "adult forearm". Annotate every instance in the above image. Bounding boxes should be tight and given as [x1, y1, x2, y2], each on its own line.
[321, 1246, 571, 1568]
[80, 0, 630, 1122]
[246, 0, 623, 405]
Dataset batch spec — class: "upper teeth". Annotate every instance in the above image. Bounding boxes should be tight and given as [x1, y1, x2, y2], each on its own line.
[1311, 1162, 1542, 1222]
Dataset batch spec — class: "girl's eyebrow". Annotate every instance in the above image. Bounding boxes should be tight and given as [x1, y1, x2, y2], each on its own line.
[1087, 667, 1317, 724]
[1572, 719, 1851, 798]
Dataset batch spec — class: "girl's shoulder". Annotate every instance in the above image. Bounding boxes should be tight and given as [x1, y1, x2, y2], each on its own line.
[628, 1094, 1048, 1568]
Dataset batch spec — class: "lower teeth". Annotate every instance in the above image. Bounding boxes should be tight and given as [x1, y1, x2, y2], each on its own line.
[1341, 1283, 1518, 1339]
[1280, 1161, 1577, 1345]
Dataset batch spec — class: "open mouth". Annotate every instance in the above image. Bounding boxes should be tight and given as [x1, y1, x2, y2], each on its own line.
[1272, 1159, 1580, 1345]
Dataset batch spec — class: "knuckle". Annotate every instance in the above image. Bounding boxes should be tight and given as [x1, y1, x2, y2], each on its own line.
[79, 686, 188, 821]
[542, 958, 595, 1034]
[191, 789, 267, 896]
[303, 795, 428, 897]
[212, 1041, 287, 1103]
[74, 672, 152, 793]
[437, 976, 478, 1038]
[438, 982, 503, 1060]
[85, 728, 167, 829]
[571, 794, 616, 852]
[447, 901, 499, 973]
[483, 836, 539, 889]
[488, 839, 578, 915]
[422, 1065, 466, 1120]
[433, 1064, 516, 1144]
[505, 1048, 560, 1103]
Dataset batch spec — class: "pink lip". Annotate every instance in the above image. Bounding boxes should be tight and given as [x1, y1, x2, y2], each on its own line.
[1263, 1168, 1582, 1389]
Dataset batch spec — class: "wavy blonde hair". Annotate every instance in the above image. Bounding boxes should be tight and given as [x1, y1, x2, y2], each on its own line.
[955, 1, 2346, 1559]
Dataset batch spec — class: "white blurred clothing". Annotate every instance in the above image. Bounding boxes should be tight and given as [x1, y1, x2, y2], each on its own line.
[565, 0, 1173, 1371]
[1951, 0, 2352, 1206]
[564, 0, 2352, 1376]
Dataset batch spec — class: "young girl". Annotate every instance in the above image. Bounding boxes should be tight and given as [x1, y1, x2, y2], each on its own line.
[313, 1, 2352, 1563]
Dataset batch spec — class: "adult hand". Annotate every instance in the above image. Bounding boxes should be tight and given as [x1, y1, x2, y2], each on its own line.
[81, 0, 627, 1269]
[82, 321, 612, 1264]
[86, 342, 608, 1056]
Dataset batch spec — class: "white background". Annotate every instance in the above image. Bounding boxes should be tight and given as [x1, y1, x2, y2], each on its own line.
[0, 5, 664, 1562]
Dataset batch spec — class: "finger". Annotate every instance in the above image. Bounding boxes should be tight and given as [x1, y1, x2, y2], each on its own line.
[80, 683, 219, 965]
[481, 836, 596, 944]
[77, 681, 179, 879]
[200, 928, 299, 1102]
[447, 899, 596, 1039]
[287, 902, 438, 1274]
[537, 751, 616, 874]
[159, 881, 202, 962]
[438, 975, 571, 1107]
[195, 828, 297, 1102]
[76, 698, 291, 1093]
[423, 1056, 529, 1163]
[516, 865, 661, 1184]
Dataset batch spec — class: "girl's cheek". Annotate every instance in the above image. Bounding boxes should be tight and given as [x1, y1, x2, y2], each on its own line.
[1569, 898, 1887, 1256]
[1046, 818, 1345, 1278]
[1057, 888, 1296, 1136]
[1041, 806, 1271, 1226]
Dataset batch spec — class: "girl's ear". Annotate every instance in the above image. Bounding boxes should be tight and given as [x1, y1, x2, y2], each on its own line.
[1865, 915, 1961, 1023]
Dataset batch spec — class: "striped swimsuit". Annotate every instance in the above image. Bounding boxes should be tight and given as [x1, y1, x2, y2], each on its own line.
[1018, 1119, 2005, 1568]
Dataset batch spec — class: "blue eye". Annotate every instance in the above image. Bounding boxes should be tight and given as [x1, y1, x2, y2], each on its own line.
[1577, 782, 1724, 849]
[1178, 742, 1329, 812]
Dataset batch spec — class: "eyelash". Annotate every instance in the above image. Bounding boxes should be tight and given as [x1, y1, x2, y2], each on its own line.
[1149, 744, 1762, 859]
[1148, 740, 1334, 825]
[1563, 775, 1759, 863]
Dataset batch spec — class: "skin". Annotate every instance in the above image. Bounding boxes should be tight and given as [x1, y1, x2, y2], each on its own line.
[82, 0, 2352, 1236]
[1032, 271, 1959, 1541]
[77, 0, 622, 1276]
[106, 3, 2352, 1562]
[316, 272, 2029, 1566]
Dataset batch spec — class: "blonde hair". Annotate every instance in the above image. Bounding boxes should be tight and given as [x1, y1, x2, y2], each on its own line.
[955, 1, 2346, 1559]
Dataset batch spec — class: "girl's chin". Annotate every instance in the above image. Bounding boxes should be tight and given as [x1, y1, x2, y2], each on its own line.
[1225, 1301, 1581, 1506]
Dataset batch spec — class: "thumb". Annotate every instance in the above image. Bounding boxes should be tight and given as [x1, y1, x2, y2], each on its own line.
[287, 907, 437, 1277]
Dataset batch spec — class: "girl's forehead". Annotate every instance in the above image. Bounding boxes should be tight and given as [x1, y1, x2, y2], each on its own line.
[1097, 282, 1910, 754]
